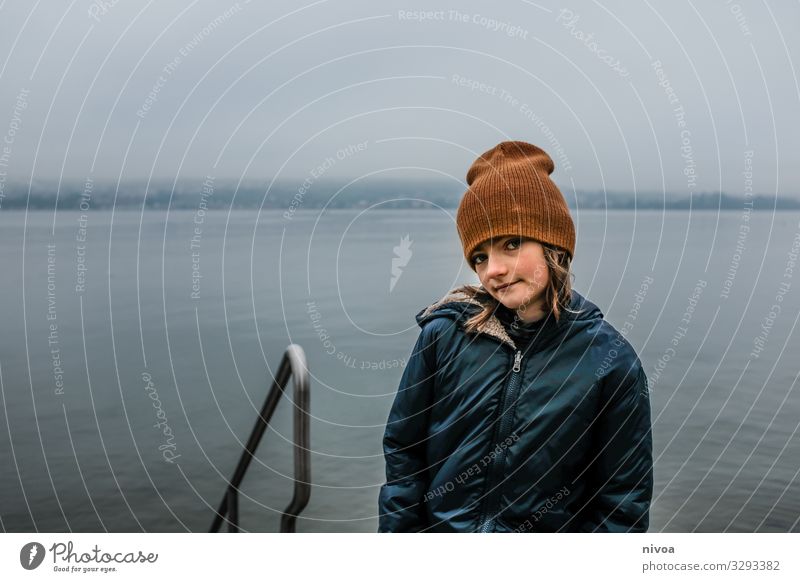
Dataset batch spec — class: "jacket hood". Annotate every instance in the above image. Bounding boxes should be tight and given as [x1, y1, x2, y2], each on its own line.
[414, 285, 603, 351]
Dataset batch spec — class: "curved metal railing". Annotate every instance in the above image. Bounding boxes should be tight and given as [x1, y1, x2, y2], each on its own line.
[210, 344, 311, 533]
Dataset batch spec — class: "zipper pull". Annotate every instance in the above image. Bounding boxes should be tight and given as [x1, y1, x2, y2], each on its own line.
[512, 350, 522, 372]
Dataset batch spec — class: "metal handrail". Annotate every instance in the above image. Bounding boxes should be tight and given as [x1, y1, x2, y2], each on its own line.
[209, 344, 311, 533]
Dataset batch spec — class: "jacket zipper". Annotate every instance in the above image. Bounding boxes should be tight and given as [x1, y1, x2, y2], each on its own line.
[477, 348, 524, 532]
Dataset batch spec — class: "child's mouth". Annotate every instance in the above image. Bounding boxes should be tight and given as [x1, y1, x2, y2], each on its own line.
[496, 281, 519, 292]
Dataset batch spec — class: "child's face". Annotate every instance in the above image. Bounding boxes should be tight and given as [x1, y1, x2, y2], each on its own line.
[470, 236, 549, 322]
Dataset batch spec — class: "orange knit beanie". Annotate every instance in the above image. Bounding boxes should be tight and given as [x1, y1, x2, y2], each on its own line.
[456, 141, 576, 269]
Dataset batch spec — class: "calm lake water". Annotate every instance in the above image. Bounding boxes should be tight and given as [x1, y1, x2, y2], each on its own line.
[1, 208, 799, 532]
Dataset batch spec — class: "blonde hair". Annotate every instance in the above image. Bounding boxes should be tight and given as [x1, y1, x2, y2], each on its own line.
[454, 242, 577, 334]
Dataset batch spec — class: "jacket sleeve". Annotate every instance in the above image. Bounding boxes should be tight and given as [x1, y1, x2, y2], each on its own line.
[579, 363, 654, 533]
[377, 319, 441, 532]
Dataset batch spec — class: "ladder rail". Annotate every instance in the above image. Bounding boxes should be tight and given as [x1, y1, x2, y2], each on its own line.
[209, 344, 311, 533]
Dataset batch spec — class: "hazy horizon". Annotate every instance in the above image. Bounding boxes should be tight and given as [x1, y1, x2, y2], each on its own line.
[1, 1, 798, 193]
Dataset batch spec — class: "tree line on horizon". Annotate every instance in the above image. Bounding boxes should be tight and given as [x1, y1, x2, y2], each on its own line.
[2, 179, 798, 211]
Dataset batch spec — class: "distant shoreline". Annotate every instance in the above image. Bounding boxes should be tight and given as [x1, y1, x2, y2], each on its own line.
[1, 183, 798, 211]
[5, 206, 800, 213]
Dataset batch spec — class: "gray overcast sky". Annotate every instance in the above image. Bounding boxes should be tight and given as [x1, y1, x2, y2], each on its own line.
[0, 0, 798, 197]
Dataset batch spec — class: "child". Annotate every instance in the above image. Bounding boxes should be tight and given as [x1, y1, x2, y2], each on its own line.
[378, 141, 653, 533]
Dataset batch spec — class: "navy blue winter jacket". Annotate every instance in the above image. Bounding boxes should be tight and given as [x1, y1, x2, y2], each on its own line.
[378, 286, 653, 532]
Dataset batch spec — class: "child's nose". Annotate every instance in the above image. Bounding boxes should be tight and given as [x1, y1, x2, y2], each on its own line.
[486, 253, 508, 277]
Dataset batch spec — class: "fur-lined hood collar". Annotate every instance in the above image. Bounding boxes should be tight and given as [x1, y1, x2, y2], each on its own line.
[414, 285, 603, 351]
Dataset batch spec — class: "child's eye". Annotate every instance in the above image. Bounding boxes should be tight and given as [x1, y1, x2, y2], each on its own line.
[472, 253, 487, 266]
[472, 238, 521, 266]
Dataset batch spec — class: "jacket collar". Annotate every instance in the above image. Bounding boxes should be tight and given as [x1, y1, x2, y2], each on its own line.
[414, 285, 602, 351]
